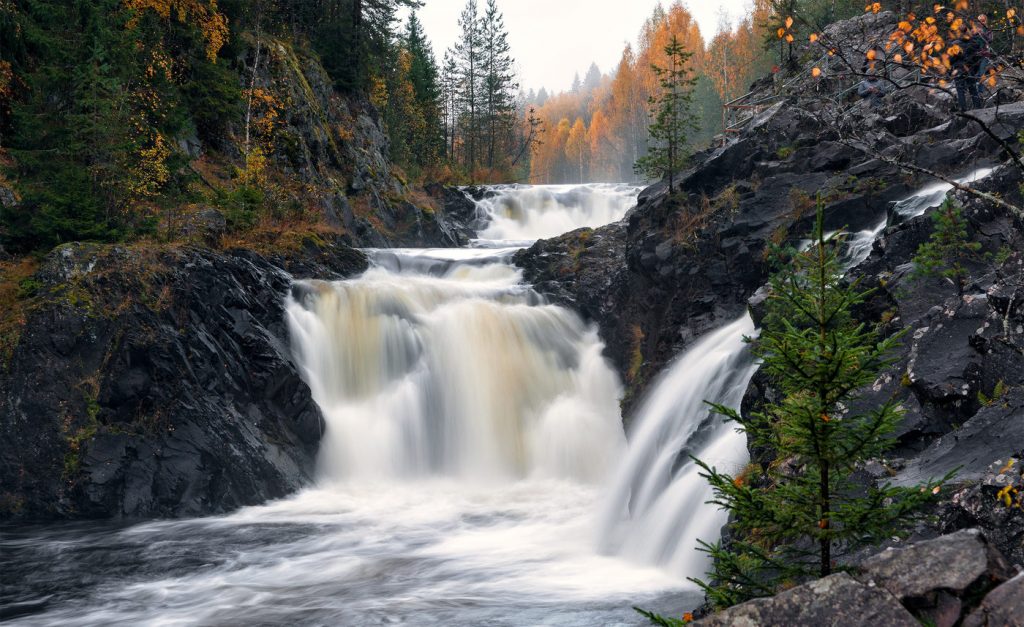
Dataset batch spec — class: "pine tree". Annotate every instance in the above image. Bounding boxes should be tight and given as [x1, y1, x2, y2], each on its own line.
[912, 199, 982, 293]
[404, 11, 444, 166]
[634, 34, 697, 191]
[692, 207, 951, 609]
[441, 49, 460, 162]
[454, 0, 483, 174]
[481, 0, 516, 170]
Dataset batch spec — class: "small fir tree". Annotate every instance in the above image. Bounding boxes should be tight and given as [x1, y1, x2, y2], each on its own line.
[690, 207, 950, 609]
[634, 34, 698, 191]
[912, 199, 982, 293]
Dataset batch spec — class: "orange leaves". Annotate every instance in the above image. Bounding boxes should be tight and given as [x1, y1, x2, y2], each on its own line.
[893, 53, 903, 63]
[865, 2, 882, 13]
[866, 49, 877, 60]
[682, 613, 694, 623]
[811, 66, 822, 77]
[946, 43, 961, 56]
[785, 33, 795, 43]
[897, 20, 913, 32]
[785, 16, 794, 28]
[1007, 8, 1017, 19]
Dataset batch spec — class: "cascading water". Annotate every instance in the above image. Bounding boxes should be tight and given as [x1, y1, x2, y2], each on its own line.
[5, 184, 701, 626]
[473, 183, 643, 245]
[845, 167, 995, 266]
[285, 255, 626, 483]
[597, 317, 759, 577]
[5, 170, 985, 625]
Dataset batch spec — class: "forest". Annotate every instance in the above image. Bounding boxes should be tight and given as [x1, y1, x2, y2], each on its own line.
[0, 0, 887, 255]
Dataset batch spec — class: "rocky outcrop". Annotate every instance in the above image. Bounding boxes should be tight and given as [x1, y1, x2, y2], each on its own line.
[695, 572, 919, 626]
[0, 236, 367, 519]
[696, 530, 1020, 627]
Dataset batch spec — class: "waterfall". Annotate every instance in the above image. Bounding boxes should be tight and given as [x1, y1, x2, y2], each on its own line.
[472, 183, 642, 245]
[285, 252, 626, 484]
[845, 166, 995, 266]
[597, 316, 759, 577]
[596, 168, 997, 577]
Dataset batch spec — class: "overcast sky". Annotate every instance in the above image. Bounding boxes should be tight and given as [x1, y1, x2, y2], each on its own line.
[400, 0, 753, 94]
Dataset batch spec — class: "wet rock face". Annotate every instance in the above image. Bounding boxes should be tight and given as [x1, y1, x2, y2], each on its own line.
[0, 239, 368, 520]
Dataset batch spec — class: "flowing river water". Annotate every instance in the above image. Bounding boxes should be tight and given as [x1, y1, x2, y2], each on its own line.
[0, 178, 987, 625]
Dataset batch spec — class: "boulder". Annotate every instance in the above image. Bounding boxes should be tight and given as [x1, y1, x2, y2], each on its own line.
[962, 572, 1024, 627]
[857, 529, 1017, 626]
[694, 573, 918, 626]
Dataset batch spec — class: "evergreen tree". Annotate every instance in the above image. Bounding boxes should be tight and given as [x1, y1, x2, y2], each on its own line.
[481, 0, 516, 170]
[583, 62, 603, 92]
[404, 11, 444, 166]
[912, 199, 982, 293]
[441, 49, 460, 162]
[692, 208, 950, 609]
[634, 34, 697, 191]
[454, 0, 484, 173]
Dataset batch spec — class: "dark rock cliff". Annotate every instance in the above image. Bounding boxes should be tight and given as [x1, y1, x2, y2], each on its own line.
[0, 237, 367, 519]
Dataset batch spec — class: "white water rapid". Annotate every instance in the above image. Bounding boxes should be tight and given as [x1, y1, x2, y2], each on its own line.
[473, 183, 643, 246]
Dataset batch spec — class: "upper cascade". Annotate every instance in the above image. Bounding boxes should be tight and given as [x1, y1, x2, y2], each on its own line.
[472, 183, 643, 245]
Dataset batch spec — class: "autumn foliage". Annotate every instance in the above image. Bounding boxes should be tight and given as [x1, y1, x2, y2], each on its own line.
[527, 1, 775, 184]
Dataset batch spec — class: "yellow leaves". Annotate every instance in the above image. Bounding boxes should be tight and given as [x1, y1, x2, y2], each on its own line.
[127, 131, 171, 199]
[122, 0, 229, 61]
[1007, 8, 1017, 19]
[785, 15, 794, 28]
[811, 66, 822, 77]
[947, 43, 962, 56]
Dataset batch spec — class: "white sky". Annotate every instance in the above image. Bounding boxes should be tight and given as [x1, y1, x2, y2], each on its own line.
[401, 0, 753, 94]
